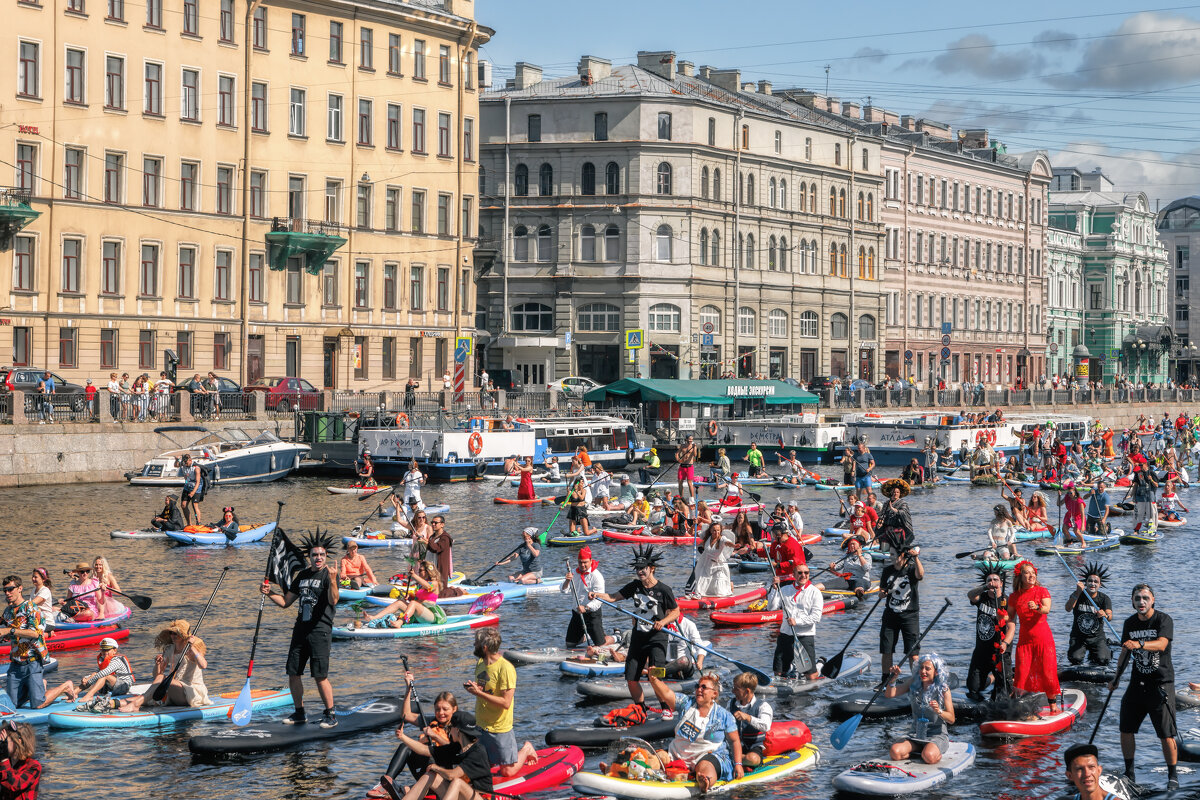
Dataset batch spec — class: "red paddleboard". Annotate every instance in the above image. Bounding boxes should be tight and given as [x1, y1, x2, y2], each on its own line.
[798, 532, 822, 546]
[979, 688, 1086, 738]
[493, 497, 550, 505]
[602, 529, 698, 545]
[493, 745, 585, 794]
[0, 625, 128, 659]
[710, 597, 859, 627]
[677, 585, 767, 611]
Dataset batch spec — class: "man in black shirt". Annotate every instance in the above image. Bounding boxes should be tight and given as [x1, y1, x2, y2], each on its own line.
[878, 547, 923, 681]
[1065, 562, 1113, 666]
[591, 545, 678, 709]
[966, 564, 1013, 702]
[1112, 583, 1177, 789]
[263, 530, 340, 728]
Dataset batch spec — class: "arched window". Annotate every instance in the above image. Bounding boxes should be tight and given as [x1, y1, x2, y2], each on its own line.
[779, 237, 788, 272]
[745, 234, 755, 268]
[830, 312, 848, 339]
[514, 164, 529, 197]
[539, 163, 554, 196]
[699, 229, 709, 265]
[769, 178, 777, 208]
[768, 235, 777, 270]
[839, 243, 847, 276]
[578, 302, 620, 331]
[769, 309, 788, 338]
[799, 183, 807, 212]
[605, 162, 620, 194]
[700, 166, 710, 199]
[738, 173, 745, 206]
[647, 302, 681, 332]
[858, 246, 866, 278]
[859, 314, 876, 340]
[737, 307, 755, 336]
[604, 224, 620, 261]
[747, 173, 755, 205]
[511, 302, 552, 331]
[655, 224, 672, 262]
[867, 247, 875, 279]
[866, 193, 874, 221]
[581, 162, 596, 196]
[839, 189, 846, 218]
[713, 168, 721, 201]
[829, 242, 838, 275]
[809, 186, 816, 213]
[710, 229, 720, 266]
[656, 162, 672, 195]
[829, 187, 837, 216]
[700, 304, 721, 333]
[513, 225, 529, 261]
[536, 225, 553, 261]
[798, 310, 818, 337]
[580, 224, 596, 261]
[779, 179, 787, 210]
[857, 191, 865, 220]
[737, 234, 744, 268]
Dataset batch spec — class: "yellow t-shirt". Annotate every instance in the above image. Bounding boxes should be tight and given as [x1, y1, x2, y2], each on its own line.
[475, 656, 516, 733]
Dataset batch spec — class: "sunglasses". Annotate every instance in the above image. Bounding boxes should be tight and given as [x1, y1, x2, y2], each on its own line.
[2, 585, 17, 593]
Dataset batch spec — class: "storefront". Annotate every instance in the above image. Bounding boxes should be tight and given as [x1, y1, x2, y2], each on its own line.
[583, 378, 819, 428]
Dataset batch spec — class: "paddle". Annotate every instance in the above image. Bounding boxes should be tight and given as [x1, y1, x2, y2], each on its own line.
[61, 585, 153, 611]
[821, 591, 885, 679]
[1087, 649, 1130, 745]
[358, 484, 395, 503]
[564, 557, 594, 647]
[765, 553, 813, 676]
[1052, 551, 1123, 643]
[954, 547, 996, 560]
[830, 597, 952, 750]
[154, 565, 231, 702]
[232, 500, 285, 725]
[593, 596, 772, 685]
[351, 490, 391, 536]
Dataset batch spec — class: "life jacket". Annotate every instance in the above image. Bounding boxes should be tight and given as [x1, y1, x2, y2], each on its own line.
[602, 703, 647, 728]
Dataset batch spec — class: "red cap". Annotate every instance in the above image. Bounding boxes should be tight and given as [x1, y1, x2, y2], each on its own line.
[579, 546, 594, 560]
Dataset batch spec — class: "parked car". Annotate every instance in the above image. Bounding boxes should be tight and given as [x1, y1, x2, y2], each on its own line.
[489, 369, 525, 394]
[176, 375, 250, 415]
[246, 377, 322, 412]
[0, 367, 88, 411]
[547, 376, 601, 397]
[806, 376, 836, 392]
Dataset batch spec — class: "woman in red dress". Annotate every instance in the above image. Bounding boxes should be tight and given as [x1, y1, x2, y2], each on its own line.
[515, 455, 536, 501]
[1009, 560, 1061, 714]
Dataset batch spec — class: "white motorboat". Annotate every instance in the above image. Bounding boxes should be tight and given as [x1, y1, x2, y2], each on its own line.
[126, 426, 310, 486]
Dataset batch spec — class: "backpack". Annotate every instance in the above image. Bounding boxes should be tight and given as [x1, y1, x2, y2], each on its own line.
[195, 464, 214, 499]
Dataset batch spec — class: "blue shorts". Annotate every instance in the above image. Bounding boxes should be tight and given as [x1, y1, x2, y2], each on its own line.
[697, 748, 734, 782]
[854, 475, 872, 490]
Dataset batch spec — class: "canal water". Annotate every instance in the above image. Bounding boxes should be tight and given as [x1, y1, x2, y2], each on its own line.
[2, 470, 1198, 799]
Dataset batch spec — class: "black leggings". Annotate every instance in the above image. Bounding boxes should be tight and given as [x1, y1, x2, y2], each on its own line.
[566, 609, 605, 648]
[385, 744, 430, 781]
[966, 644, 1009, 699]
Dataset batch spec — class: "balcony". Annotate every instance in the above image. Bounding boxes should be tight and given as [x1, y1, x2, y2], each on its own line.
[266, 217, 347, 275]
[0, 188, 40, 251]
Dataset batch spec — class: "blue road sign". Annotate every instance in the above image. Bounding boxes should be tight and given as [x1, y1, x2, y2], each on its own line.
[701, 334, 714, 346]
[941, 322, 952, 335]
[454, 336, 471, 363]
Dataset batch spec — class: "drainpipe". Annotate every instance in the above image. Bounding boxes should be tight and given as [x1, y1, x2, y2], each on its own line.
[733, 109, 743, 376]
[453, 22, 478, 370]
[238, 0, 264, 388]
[848, 134, 856, 380]
[502, 95, 511, 343]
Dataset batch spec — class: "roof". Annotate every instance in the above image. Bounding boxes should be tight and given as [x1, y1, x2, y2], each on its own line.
[1161, 196, 1200, 215]
[1049, 190, 1147, 210]
[583, 378, 818, 406]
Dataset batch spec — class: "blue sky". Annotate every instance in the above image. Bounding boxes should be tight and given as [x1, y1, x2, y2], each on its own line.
[476, 0, 1200, 205]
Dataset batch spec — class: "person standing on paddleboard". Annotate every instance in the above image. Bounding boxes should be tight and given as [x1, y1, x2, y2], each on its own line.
[464, 627, 539, 777]
[590, 545, 679, 710]
[562, 547, 612, 649]
[677, 435, 699, 501]
[1065, 562, 1113, 668]
[179, 453, 204, 527]
[853, 441, 876, 492]
[151, 494, 185, 532]
[401, 459, 426, 504]
[1113, 583, 1178, 789]
[1130, 462, 1159, 534]
[1, 577, 47, 709]
[768, 563, 822, 680]
[426, 516, 454, 580]
[356, 451, 377, 488]
[262, 531, 340, 728]
[1009, 561, 1062, 715]
[1085, 476, 1111, 537]
[879, 546, 924, 682]
[966, 564, 1013, 702]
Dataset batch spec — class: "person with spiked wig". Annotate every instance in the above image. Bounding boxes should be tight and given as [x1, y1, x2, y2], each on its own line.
[966, 562, 1014, 702]
[262, 528, 341, 729]
[1064, 561, 1113, 667]
[589, 544, 679, 710]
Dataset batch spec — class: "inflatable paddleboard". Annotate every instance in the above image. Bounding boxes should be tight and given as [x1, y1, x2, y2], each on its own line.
[546, 711, 677, 749]
[560, 658, 625, 677]
[548, 532, 604, 546]
[332, 613, 498, 639]
[571, 745, 819, 798]
[602, 530, 698, 545]
[189, 696, 406, 756]
[759, 653, 872, 697]
[50, 608, 133, 630]
[326, 485, 391, 496]
[494, 745, 584, 795]
[493, 496, 550, 505]
[676, 585, 766, 611]
[576, 678, 698, 701]
[1058, 664, 1115, 684]
[47, 688, 291, 729]
[709, 597, 860, 628]
[110, 529, 169, 539]
[164, 521, 275, 546]
[1034, 536, 1120, 556]
[0, 625, 127, 658]
[505, 647, 589, 666]
[831, 741, 975, 795]
[342, 535, 413, 549]
[979, 688, 1086, 738]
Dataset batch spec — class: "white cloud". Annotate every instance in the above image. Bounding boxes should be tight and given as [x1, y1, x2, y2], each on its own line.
[1046, 12, 1200, 90]
[1050, 141, 1200, 207]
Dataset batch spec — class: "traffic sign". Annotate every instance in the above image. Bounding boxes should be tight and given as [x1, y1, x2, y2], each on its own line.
[565, 331, 573, 346]
[941, 322, 952, 335]
[454, 336, 472, 364]
[1049, 342, 1058, 355]
[625, 329, 644, 349]
[701, 322, 715, 334]
[701, 334, 714, 347]
[941, 334, 951, 346]
[903, 349, 913, 361]
[940, 347, 951, 360]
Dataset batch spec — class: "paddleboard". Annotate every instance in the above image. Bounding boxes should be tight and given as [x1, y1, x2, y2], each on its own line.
[0, 682, 151, 725]
[47, 688, 291, 729]
[979, 688, 1086, 738]
[331, 613, 499, 639]
[50, 608, 133, 630]
[1178, 689, 1200, 709]
[110, 529, 169, 539]
[361, 585, 524, 608]
[1014, 526, 1054, 541]
[494, 745, 585, 795]
[546, 711, 677, 749]
[972, 558, 1020, 570]
[560, 659, 625, 677]
[576, 678, 698, 701]
[0, 625, 127, 658]
[458, 578, 564, 597]
[760, 653, 872, 697]
[342, 535, 413, 549]
[602, 530, 699, 545]
[326, 485, 391, 496]
[676, 585, 766, 611]
[1059, 664, 1116, 684]
[548, 532, 604, 546]
[164, 521, 276, 546]
[1034, 536, 1120, 556]
[493, 496, 550, 505]
[831, 741, 975, 795]
[709, 597, 859, 628]
[505, 646, 589, 666]
[188, 696, 406, 756]
[1119, 530, 1164, 545]
[830, 675, 961, 720]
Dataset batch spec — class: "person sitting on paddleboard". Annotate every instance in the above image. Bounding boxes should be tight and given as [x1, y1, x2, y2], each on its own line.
[150, 495, 185, 532]
[216, 506, 241, 542]
[28, 569, 52, 620]
[845, 502, 875, 546]
[544, 455, 562, 482]
[884, 652, 956, 765]
[775, 449, 804, 485]
[638, 447, 660, 485]
[614, 474, 637, 508]
[1025, 491, 1054, 534]
[359, 562, 449, 630]
[562, 547, 613, 649]
[627, 492, 652, 527]
[1058, 484, 1087, 545]
[590, 545, 679, 711]
[768, 563, 822, 680]
[900, 458, 924, 486]
[715, 472, 745, 506]
[1159, 481, 1188, 522]
[1065, 562, 1113, 668]
[651, 496, 693, 538]
[837, 535, 872, 598]
[40, 636, 134, 709]
[769, 522, 806, 578]
[732, 522, 765, 561]
[986, 504, 1019, 562]
[496, 528, 542, 585]
[116, 619, 209, 712]
[357, 451, 378, 488]
[966, 564, 1013, 703]
[662, 614, 708, 678]
[370, 681, 460, 798]
[729, 673, 773, 768]
[60, 563, 102, 622]
[643, 670, 744, 793]
[339, 540, 377, 590]
[1001, 484, 1030, 530]
[393, 710, 493, 800]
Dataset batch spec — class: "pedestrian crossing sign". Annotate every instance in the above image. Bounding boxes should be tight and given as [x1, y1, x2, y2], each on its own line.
[625, 329, 644, 350]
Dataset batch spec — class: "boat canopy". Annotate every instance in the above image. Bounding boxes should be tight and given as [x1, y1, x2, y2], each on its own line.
[583, 378, 818, 406]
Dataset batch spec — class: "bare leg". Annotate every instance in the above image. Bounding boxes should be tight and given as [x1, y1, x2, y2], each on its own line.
[79, 674, 117, 702]
[627, 679, 645, 706]
[400, 771, 440, 800]
[288, 674, 305, 712]
[38, 680, 77, 708]
[694, 759, 718, 793]
[920, 742, 943, 764]
[315, 677, 334, 711]
[889, 740, 914, 761]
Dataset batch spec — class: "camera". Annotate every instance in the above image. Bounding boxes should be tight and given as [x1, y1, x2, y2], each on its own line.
[62, 569, 73, 576]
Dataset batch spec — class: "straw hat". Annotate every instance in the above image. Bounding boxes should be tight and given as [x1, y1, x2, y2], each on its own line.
[162, 619, 191, 638]
[881, 478, 911, 497]
[72, 562, 93, 573]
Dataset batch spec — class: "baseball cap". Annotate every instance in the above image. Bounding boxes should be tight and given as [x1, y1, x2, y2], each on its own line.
[620, 474, 630, 481]
[99, 637, 119, 650]
[636, 492, 645, 499]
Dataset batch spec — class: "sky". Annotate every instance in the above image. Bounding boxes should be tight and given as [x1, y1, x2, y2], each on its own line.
[474, 0, 1200, 208]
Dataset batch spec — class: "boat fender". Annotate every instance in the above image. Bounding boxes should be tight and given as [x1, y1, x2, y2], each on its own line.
[474, 460, 488, 478]
[270, 454, 276, 472]
[626, 447, 635, 464]
[708, 420, 719, 436]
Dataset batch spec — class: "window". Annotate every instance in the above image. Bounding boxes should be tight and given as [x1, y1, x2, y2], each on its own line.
[437, 112, 451, 156]
[512, 302, 551, 332]
[798, 310, 818, 337]
[862, 147, 869, 171]
[385, 187, 400, 230]
[737, 307, 755, 336]
[576, 302, 619, 332]
[146, 0, 162, 28]
[63, 148, 84, 200]
[12, 327, 32, 367]
[361, 28, 374, 70]
[709, 229, 720, 266]
[859, 314, 876, 340]
[62, 238, 82, 293]
[461, 197, 472, 237]
[539, 163, 553, 196]
[513, 225, 529, 261]
[18, 41, 39, 98]
[383, 263, 398, 309]
[527, 114, 541, 142]
[139, 330, 155, 369]
[291, 13, 305, 56]
[580, 224, 597, 261]
[251, 82, 267, 131]
[355, 261, 370, 308]
[655, 224, 672, 262]
[215, 166, 233, 214]
[769, 178, 777, 208]
[357, 99, 373, 145]
[388, 34, 401, 74]
[648, 303, 681, 332]
[658, 112, 672, 140]
[767, 236, 777, 270]
[249, 253, 264, 302]
[744, 233, 755, 269]
[713, 169, 722, 201]
[779, 237, 788, 271]
[741, 124, 750, 149]
[605, 225, 620, 261]
[699, 305, 721, 333]
[182, 0, 197, 34]
[213, 333, 229, 371]
[412, 108, 426, 153]
[536, 225, 552, 261]
[404, 265, 422, 309]
[218, 75, 235, 125]
[105, 55, 125, 110]
[180, 68, 199, 121]
[830, 313, 848, 339]
[249, 170, 265, 217]
[381, 103, 402, 150]
[656, 162, 672, 195]
[56, 327, 76, 369]
[605, 162, 620, 194]
[463, 118, 474, 161]
[324, 20, 343, 63]
[252, 5, 266, 47]
[290, 88, 306, 136]
[594, 112, 608, 141]
[769, 309, 788, 337]
[214, 250, 232, 300]
[176, 331, 192, 369]
[438, 44, 450, 83]
[356, 183, 372, 229]
[578, 162, 597, 196]
[700, 166, 709, 200]
[179, 161, 197, 210]
[435, 266, 450, 310]
[285, 260, 303, 304]
[775, 130, 782, 154]
[143, 62, 163, 115]
[437, 193, 451, 235]
[464, 51, 474, 89]
[177, 246, 194, 298]
[286, 175, 303, 219]
[322, 262, 338, 305]
[99, 329, 117, 369]
[411, 189, 425, 232]
[12, 237, 34, 292]
[103, 152, 124, 203]
[219, 0, 233, 41]
[101, 240, 121, 294]
[65, 49, 86, 104]
[513, 164, 529, 197]
[699, 229, 708, 264]
[413, 39, 426, 78]
[834, 143, 841, 166]
[382, 337, 395, 379]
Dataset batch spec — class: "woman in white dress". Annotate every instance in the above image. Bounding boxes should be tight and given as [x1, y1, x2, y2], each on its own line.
[690, 522, 734, 598]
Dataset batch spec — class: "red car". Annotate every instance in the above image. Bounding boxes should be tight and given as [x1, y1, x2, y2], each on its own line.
[246, 377, 322, 412]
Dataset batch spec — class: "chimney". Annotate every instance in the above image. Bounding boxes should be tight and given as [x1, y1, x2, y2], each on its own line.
[513, 62, 543, 90]
[900, 114, 916, 131]
[477, 60, 493, 89]
[916, 118, 952, 141]
[577, 55, 611, 85]
[757, 80, 772, 95]
[636, 50, 676, 81]
[825, 96, 840, 115]
[678, 60, 695, 77]
[699, 65, 712, 80]
[863, 105, 894, 123]
[958, 128, 989, 149]
[709, 68, 741, 92]
[842, 101, 860, 120]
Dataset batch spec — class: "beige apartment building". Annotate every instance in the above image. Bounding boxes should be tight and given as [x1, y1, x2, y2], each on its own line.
[3, 0, 489, 390]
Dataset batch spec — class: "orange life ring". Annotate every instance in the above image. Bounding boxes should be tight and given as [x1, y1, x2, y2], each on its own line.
[987, 429, 996, 445]
[395, 412, 410, 428]
[976, 430, 988, 443]
[468, 432, 483, 456]
[708, 420, 719, 436]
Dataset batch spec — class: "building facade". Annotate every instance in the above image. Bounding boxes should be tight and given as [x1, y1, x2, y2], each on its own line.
[3, 0, 489, 389]
[1050, 169, 1171, 385]
[475, 53, 886, 387]
[1156, 196, 1200, 382]
[1044, 222, 1085, 378]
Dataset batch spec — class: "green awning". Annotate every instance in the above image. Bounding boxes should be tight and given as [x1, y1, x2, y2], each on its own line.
[583, 378, 818, 406]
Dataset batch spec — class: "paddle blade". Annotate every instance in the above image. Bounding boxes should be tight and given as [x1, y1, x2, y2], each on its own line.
[127, 594, 153, 610]
[230, 679, 254, 726]
[830, 713, 862, 750]
[151, 675, 171, 702]
[470, 590, 504, 615]
[820, 652, 844, 679]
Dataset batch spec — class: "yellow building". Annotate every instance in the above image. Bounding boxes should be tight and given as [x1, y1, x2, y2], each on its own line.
[2, 0, 490, 390]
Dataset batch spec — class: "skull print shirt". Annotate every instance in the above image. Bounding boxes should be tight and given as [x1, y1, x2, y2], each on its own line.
[881, 561, 921, 621]
[618, 579, 678, 647]
[1121, 610, 1174, 688]
[1069, 590, 1111, 642]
